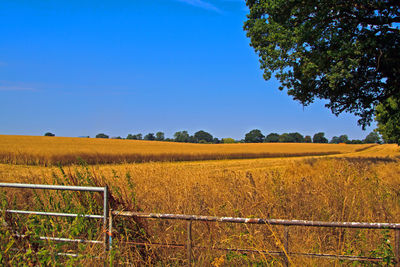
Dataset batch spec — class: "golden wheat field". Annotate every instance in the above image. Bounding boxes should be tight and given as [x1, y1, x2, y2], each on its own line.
[0, 135, 400, 265]
[0, 134, 369, 165]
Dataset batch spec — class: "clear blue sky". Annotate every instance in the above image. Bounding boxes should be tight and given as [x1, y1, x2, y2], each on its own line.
[0, 0, 375, 140]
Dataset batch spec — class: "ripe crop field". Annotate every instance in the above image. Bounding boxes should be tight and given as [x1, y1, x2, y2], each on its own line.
[0, 135, 399, 265]
[0, 135, 368, 165]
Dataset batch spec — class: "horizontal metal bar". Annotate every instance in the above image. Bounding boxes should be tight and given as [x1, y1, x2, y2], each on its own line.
[113, 211, 400, 229]
[57, 252, 101, 260]
[42, 236, 102, 244]
[0, 183, 105, 192]
[15, 234, 102, 244]
[290, 252, 382, 262]
[57, 252, 79, 257]
[5, 209, 103, 219]
[125, 242, 383, 262]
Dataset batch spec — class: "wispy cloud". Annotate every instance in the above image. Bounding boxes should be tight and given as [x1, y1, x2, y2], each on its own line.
[176, 0, 222, 13]
[0, 85, 37, 91]
[0, 81, 39, 92]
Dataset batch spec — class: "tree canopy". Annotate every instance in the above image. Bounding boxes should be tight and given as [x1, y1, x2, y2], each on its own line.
[127, 133, 142, 140]
[44, 132, 55, 137]
[330, 135, 349, 144]
[174, 131, 190, 143]
[194, 130, 213, 143]
[279, 133, 295, 143]
[313, 132, 328, 143]
[222, 138, 236, 143]
[244, 0, 400, 128]
[96, 133, 109, 139]
[144, 133, 155, 141]
[363, 131, 381, 144]
[155, 132, 165, 141]
[375, 94, 400, 144]
[245, 129, 265, 143]
[265, 133, 280, 142]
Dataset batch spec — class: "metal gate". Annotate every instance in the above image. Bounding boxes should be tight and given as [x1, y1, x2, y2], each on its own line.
[0, 182, 111, 257]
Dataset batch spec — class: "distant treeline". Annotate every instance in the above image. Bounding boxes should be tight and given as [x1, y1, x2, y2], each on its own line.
[45, 129, 382, 144]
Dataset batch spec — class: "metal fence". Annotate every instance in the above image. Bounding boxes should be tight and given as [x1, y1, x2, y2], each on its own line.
[1, 182, 400, 266]
[111, 211, 400, 266]
[0, 182, 110, 256]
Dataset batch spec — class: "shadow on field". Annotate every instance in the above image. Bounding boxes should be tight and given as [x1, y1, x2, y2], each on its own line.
[304, 156, 398, 166]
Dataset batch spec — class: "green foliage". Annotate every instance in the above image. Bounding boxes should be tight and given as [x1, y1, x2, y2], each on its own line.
[174, 131, 190, 142]
[304, 135, 312, 143]
[222, 138, 236, 144]
[364, 132, 381, 144]
[279, 133, 294, 143]
[127, 133, 143, 140]
[144, 133, 155, 141]
[368, 230, 395, 266]
[376, 94, 400, 145]
[44, 132, 55, 137]
[155, 131, 165, 141]
[348, 139, 364, 144]
[288, 132, 304, 143]
[244, 129, 264, 143]
[0, 166, 106, 265]
[313, 132, 328, 143]
[194, 130, 213, 143]
[331, 135, 349, 144]
[95, 133, 109, 139]
[213, 137, 221, 144]
[330, 136, 340, 144]
[244, 0, 400, 127]
[343, 230, 395, 266]
[265, 133, 280, 143]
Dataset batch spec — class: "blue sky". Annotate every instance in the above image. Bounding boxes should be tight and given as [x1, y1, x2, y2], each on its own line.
[0, 0, 375, 140]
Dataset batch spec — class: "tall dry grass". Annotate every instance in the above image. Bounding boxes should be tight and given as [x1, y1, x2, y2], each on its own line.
[1, 153, 399, 265]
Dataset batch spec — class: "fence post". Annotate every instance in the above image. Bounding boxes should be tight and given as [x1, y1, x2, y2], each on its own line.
[109, 208, 113, 266]
[395, 229, 400, 267]
[103, 185, 109, 254]
[284, 226, 290, 267]
[187, 219, 193, 266]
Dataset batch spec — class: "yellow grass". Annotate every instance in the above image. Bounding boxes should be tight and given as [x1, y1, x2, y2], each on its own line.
[0, 134, 371, 165]
[0, 135, 399, 265]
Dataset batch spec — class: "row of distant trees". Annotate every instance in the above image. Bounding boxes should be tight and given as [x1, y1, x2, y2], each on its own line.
[76, 129, 381, 144]
[125, 130, 219, 143]
[244, 130, 381, 144]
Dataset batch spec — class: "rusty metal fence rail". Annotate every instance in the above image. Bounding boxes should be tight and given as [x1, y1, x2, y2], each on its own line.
[0, 182, 110, 256]
[111, 211, 400, 266]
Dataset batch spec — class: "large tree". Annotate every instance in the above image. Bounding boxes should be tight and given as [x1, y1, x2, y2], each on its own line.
[144, 133, 155, 141]
[244, 0, 400, 128]
[313, 132, 328, 143]
[44, 132, 55, 137]
[265, 133, 280, 142]
[288, 132, 304, 143]
[96, 133, 109, 139]
[155, 131, 165, 141]
[245, 129, 265, 143]
[194, 130, 213, 143]
[364, 131, 382, 143]
[174, 131, 190, 143]
[279, 133, 295, 143]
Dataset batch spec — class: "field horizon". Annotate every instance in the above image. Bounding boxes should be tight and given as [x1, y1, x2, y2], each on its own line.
[0, 134, 385, 166]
